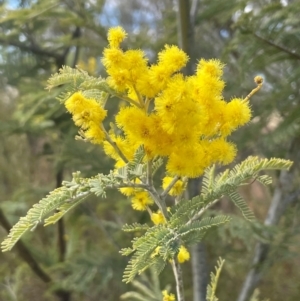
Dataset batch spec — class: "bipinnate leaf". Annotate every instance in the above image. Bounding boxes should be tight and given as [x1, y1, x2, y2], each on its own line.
[207, 257, 225, 301]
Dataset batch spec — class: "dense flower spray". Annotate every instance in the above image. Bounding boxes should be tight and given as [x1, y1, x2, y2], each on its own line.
[3, 25, 292, 301]
[65, 26, 253, 217]
[102, 27, 251, 177]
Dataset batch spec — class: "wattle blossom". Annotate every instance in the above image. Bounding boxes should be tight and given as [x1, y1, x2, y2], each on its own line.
[65, 27, 253, 211]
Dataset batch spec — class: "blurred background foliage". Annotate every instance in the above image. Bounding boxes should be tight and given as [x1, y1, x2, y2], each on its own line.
[0, 0, 299, 301]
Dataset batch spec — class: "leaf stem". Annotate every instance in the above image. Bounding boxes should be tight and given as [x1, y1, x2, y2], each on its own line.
[147, 160, 153, 186]
[160, 175, 180, 200]
[116, 94, 143, 108]
[243, 78, 263, 102]
[186, 198, 220, 226]
[102, 124, 129, 163]
[171, 259, 185, 301]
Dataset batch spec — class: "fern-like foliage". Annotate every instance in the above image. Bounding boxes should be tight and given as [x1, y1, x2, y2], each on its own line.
[122, 215, 231, 283]
[121, 156, 292, 283]
[121, 267, 169, 301]
[1, 186, 79, 252]
[47, 65, 129, 105]
[179, 156, 292, 225]
[116, 146, 146, 181]
[1, 171, 122, 252]
[206, 257, 225, 301]
[249, 289, 270, 301]
[122, 223, 150, 233]
[229, 191, 255, 221]
[152, 157, 164, 176]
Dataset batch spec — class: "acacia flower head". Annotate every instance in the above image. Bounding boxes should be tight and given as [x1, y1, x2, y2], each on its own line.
[64, 92, 107, 145]
[162, 290, 176, 301]
[151, 211, 166, 225]
[107, 26, 127, 48]
[177, 245, 190, 263]
[67, 27, 257, 181]
[131, 191, 154, 211]
[162, 177, 186, 196]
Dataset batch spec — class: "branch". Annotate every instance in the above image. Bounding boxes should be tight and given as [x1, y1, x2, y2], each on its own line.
[171, 259, 185, 301]
[160, 175, 180, 200]
[64, 26, 82, 68]
[0, 37, 63, 61]
[102, 125, 129, 163]
[253, 32, 300, 61]
[56, 168, 66, 263]
[0, 208, 52, 283]
[146, 160, 153, 186]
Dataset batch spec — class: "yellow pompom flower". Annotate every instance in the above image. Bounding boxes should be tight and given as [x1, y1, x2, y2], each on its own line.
[131, 191, 154, 211]
[102, 47, 124, 69]
[65, 92, 107, 144]
[84, 123, 106, 144]
[107, 26, 127, 48]
[162, 177, 185, 196]
[177, 246, 190, 263]
[151, 211, 166, 225]
[119, 179, 142, 196]
[225, 98, 252, 128]
[162, 290, 176, 301]
[158, 44, 189, 73]
[149, 64, 173, 93]
[166, 143, 210, 178]
[209, 139, 237, 165]
[65, 92, 87, 115]
[196, 58, 224, 78]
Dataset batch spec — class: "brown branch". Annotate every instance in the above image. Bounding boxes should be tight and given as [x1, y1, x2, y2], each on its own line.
[253, 32, 300, 61]
[56, 168, 66, 263]
[0, 208, 52, 283]
[0, 37, 63, 61]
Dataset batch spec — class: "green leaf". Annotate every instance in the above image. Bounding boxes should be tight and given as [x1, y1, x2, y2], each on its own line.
[1, 186, 72, 252]
[206, 257, 225, 301]
[122, 223, 150, 232]
[229, 191, 255, 221]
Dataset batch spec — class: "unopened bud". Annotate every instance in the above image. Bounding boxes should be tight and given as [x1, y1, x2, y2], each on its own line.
[254, 76, 263, 85]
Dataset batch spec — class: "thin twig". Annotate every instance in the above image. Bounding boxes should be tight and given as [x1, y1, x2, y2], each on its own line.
[56, 168, 66, 263]
[160, 175, 180, 200]
[186, 198, 220, 226]
[114, 183, 149, 189]
[243, 79, 263, 102]
[101, 125, 128, 163]
[171, 259, 185, 301]
[117, 94, 143, 108]
[0, 209, 52, 283]
[132, 85, 145, 108]
[145, 97, 151, 112]
[175, 177, 188, 204]
[147, 160, 153, 186]
[253, 32, 300, 61]
[147, 186, 169, 219]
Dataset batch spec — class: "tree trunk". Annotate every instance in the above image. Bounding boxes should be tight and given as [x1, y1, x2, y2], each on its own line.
[177, 1, 208, 301]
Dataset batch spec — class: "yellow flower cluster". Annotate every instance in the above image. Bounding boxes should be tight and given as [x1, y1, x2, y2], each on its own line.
[177, 245, 190, 263]
[65, 92, 107, 144]
[151, 210, 166, 225]
[162, 177, 185, 196]
[162, 290, 176, 301]
[102, 26, 252, 178]
[131, 191, 154, 211]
